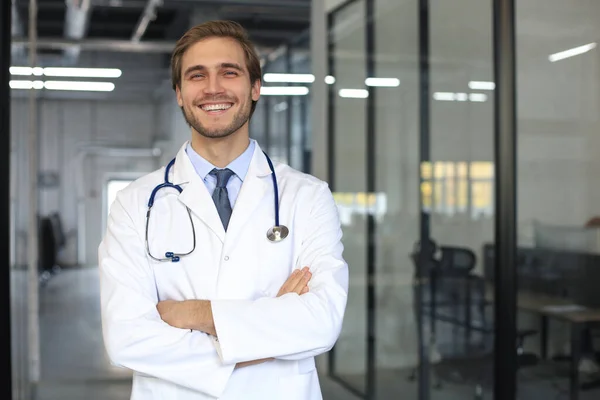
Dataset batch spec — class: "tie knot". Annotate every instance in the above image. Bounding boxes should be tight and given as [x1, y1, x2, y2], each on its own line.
[210, 168, 235, 188]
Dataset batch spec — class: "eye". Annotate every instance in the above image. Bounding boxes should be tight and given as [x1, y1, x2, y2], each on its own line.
[224, 71, 238, 76]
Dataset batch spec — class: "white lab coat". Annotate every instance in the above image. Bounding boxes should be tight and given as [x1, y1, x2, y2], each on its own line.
[98, 140, 349, 400]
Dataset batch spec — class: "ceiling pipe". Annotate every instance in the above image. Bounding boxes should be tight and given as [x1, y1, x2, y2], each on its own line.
[11, 37, 176, 52]
[11, 37, 276, 56]
[11, 0, 25, 59]
[131, 0, 163, 43]
[64, 0, 92, 65]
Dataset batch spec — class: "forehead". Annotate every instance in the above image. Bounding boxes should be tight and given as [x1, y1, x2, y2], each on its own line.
[181, 37, 248, 70]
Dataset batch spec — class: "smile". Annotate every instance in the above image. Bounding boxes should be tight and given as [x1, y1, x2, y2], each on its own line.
[199, 103, 233, 113]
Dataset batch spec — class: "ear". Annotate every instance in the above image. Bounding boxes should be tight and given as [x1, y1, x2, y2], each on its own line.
[176, 86, 183, 107]
[251, 79, 261, 102]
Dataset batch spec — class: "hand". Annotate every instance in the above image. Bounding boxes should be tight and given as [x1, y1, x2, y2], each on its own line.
[276, 266, 312, 297]
[156, 299, 187, 329]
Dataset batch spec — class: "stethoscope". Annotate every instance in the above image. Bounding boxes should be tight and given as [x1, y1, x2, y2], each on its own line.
[145, 151, 289, 263]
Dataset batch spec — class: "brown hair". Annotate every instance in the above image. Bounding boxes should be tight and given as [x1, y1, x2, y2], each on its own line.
[171, 20, 262, 117]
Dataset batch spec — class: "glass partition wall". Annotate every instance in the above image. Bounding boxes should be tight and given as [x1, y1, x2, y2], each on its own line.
[252, 30, 312, 173]
[325, 0, 518, 399]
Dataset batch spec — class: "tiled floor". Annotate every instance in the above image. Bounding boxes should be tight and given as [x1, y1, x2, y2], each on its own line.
[34, 268, 600, 400]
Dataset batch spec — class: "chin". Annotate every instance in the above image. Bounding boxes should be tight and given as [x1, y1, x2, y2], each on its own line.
[198, 129, 236, 139]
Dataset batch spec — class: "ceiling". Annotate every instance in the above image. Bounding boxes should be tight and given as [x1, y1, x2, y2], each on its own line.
[11, 0, 311, 64]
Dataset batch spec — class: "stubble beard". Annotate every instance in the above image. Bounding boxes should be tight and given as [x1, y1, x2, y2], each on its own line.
[181, 94, 252, 139]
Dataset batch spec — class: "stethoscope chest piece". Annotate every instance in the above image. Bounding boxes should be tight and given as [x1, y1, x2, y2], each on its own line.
[267, 225, 289, 242]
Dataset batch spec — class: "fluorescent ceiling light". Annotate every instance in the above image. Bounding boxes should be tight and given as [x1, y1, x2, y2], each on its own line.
[44, 67, 122, 78]
[433, 92, 455, 101]
[455, 92, 468, 101]
[9, 66, 122, 78]
[10, 80, 43, 89]
[263, 73, 315, 83]
[9, 67, 43, 76]
[365, 77, 400, 87]
[10, 80, 115, 91]
[549, 42, 597, 62]
[325, 75, 336, 84]
[433, 92, 487, 102]
[469, 93, 487, 102]
[469, 81, 495, 90]
[9, 67, 32, 76]
[44, 81, 115, 91]
[260, 86, 309, 95]
[339, 89, 369, 98]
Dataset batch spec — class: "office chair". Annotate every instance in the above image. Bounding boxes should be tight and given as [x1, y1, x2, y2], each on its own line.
[407, 238, 443, 388]
[409, 242, 539, 398]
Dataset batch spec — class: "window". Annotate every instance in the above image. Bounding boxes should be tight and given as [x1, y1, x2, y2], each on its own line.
[421, 161, 494, 218]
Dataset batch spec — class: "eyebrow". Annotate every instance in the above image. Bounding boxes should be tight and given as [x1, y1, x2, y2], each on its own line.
[184, 63, 244, 76]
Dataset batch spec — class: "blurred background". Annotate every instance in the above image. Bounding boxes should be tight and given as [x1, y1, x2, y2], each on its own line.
[3, 0, 600, 399]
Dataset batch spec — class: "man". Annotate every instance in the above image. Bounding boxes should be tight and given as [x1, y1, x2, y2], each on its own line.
[98, 20, 348, 400]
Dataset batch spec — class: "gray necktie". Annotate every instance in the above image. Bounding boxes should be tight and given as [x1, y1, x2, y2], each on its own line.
[210, 168, 235, 231]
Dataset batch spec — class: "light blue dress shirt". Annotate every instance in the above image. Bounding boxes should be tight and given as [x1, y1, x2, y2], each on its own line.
[185, 139, 256, 208]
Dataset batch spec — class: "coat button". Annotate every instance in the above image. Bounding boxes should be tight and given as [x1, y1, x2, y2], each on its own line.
[224, 256, 229, 261]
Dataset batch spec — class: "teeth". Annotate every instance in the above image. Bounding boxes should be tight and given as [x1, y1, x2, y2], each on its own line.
[201, 103, 232, 111]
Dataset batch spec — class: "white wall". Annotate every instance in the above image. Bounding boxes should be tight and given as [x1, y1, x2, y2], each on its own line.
[11, 98, 161, 267]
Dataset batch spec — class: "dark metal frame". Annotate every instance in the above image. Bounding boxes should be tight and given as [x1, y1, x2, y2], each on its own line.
[365, 0, 377, 397]
[1, 0, 13, 397]
[492, 0, 517, 398]
[416, 0, 432, 399]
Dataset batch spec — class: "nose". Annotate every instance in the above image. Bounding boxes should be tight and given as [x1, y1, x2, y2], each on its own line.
[203, 75, 225, 95]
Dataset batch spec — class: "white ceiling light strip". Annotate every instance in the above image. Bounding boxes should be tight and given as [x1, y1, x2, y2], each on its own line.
[339, 89, 369, 98]
[260, 86, 309, 95]
[549, 42, 597, 62]
[10, 80, 115, 92]
[44, 67, 122, 78]
[433, 92, 487, 102]
[44, 81, 116, 91]
[9, 66, 122, 78]
[10, 80, 43, 89]
[263, 73, 315, 83]
[365, 77, 400, 87]
[468, 81, 495, 90]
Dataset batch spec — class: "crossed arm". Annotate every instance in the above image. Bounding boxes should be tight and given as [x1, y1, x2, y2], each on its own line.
[156, 267, 313, 368]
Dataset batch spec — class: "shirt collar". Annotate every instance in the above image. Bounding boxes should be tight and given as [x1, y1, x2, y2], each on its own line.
[185, 139, 256, 182]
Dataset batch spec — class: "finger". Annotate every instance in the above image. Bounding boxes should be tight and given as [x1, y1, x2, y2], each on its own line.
[293, 270, 312, 294]
[279, 270, 300, 292]
[300, 286, 309, 295]
[277, 270, 302, 296]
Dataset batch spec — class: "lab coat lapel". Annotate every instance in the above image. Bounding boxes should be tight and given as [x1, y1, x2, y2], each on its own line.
[226, 144, 272, 243]
[172, 143, 226, 243]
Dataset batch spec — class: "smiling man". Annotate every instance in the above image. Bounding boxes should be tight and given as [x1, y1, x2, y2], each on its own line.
[98, 20, 348, 400]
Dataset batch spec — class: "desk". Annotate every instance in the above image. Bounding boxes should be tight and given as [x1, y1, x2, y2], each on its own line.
[486, 285, 600, 400]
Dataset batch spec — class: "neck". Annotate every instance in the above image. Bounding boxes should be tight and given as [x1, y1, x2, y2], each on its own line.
[190, 126, 250, 168]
